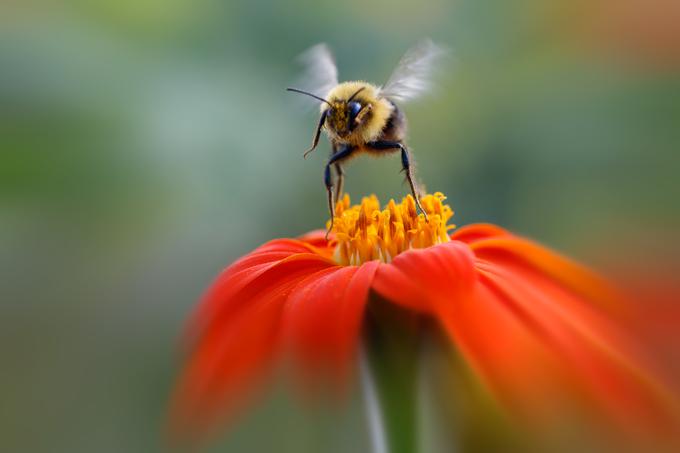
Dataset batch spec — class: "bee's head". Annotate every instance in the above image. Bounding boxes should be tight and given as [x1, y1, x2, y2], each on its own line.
[287, 82, 386, 146]
[324, 87, 371, 138]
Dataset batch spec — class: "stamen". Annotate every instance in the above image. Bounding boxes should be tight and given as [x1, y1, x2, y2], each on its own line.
[329, 193, 455, 266]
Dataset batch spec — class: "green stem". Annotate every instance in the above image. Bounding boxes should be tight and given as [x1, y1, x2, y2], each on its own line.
[362, 296, 421, 453]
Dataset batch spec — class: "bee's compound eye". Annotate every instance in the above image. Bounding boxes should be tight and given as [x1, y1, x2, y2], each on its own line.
[348, 101, 362, 116]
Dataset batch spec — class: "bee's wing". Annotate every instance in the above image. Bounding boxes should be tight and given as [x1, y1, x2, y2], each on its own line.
[293, 43, 339, 100]
[379, 39, 447, 103]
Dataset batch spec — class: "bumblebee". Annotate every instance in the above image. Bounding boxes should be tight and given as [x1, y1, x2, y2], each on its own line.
[287, 40, 445, 235]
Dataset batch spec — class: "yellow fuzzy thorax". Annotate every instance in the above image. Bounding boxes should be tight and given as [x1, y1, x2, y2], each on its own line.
[330, 193, 455, 266]
[322, 81, 394, 145]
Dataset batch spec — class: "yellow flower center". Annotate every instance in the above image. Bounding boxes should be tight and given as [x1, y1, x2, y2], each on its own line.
[330, 193, 456, 266]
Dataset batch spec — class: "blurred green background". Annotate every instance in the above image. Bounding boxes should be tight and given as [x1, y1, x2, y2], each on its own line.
[2, 0, 679, 451]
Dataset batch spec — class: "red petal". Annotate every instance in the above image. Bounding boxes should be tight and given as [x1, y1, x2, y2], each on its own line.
[478, 260, 677, 432]
[169, 241, 336, 442]
[372, 241, 477, 313]
[373, 230, 680, 442]
[440, 268, 561, 414]
[188, 240, 335, 343]
[371, 240, 559, 416]
[450, 223, 510, 244]
[297, 229, 331, 247]
[284, 261, 379, 391]
[469, 234, 622, 312]
[296, 229, 336, 259]
[463, 233, 680, 440]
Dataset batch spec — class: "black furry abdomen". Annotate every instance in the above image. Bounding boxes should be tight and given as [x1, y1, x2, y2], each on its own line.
[379, 102, 407, 142]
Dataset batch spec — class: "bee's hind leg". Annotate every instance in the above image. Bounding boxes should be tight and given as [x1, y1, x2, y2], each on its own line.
[366, 140, 429, 221]
[324, 145, 355, 240]
[399, 145, 428, 221]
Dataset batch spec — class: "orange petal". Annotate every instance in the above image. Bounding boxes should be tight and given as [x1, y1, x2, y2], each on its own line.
[469, 234, 622, 313]
[475, 259, 679, 437]
[462, 231, 680, 443]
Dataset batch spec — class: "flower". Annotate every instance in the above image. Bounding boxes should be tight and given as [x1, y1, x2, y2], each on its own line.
[169, 193, 680, 446]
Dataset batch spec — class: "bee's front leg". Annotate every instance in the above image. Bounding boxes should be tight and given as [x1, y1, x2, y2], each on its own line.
[324, 144, 355, 239]
[366, 140, 429, 221]
[334, 163, 345, 201]
[331, 144, 346, 201]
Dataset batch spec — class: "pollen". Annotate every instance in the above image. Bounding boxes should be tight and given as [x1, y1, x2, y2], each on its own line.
[330, 193, 455, 266]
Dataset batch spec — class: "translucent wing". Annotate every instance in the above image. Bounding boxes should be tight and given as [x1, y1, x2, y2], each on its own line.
[293, 43, 339, 100]
[380, 39, 447, 103]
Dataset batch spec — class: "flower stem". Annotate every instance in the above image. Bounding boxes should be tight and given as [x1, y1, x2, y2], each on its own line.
[362, 296, 421, 453]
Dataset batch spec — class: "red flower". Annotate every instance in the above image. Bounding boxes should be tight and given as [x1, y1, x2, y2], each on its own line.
[169, 193, 680, 445]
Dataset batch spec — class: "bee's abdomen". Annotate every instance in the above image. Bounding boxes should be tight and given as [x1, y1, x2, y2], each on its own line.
[380, 102, 407, 142]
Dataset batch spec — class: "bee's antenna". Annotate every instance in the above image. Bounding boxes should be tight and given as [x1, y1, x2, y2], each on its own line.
[347, 87, 366, 102]
[286, 88, 332, 107]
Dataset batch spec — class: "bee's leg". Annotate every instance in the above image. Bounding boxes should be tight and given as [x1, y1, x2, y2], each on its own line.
[331, 143, 346, 201]
[366, 140, 429, 221]
[399, 146, 429, 221]
[325, 145, 355, 239]
[303, 110, 328, 159]
[334, 163, 345, 201]
[324, 165, 335, 240]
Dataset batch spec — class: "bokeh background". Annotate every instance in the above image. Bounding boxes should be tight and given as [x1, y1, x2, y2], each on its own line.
[2, 0, 679, 451]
